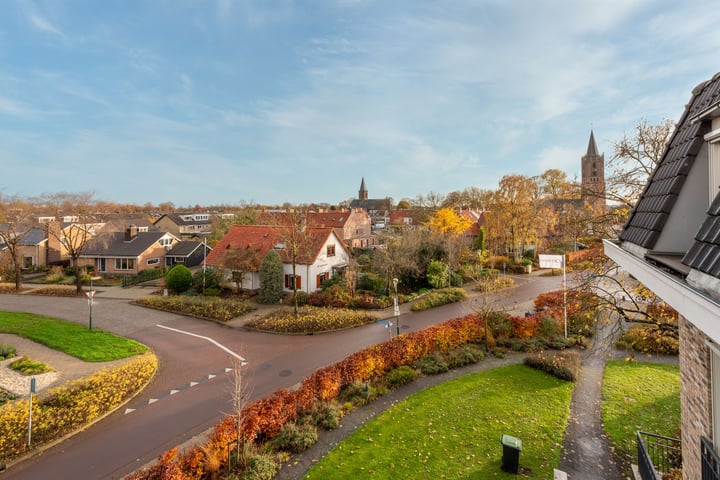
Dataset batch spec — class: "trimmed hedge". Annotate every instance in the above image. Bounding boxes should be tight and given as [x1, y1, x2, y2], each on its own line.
[410, 288, 466, 311]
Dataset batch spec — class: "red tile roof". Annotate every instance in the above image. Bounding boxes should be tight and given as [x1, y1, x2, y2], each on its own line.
[204, 225, 344, 268]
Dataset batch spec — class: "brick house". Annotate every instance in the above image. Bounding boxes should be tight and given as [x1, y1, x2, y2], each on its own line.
[604, 71, 720, 479]
[203, 225, 350, 293]
[153, 212, 213, 240]
[80, 226, 180, 275]
[305, 210, 377, 249]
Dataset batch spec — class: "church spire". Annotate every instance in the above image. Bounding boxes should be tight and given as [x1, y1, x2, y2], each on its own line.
[586, 130, 599, 157]
[359, 177, 368, 202]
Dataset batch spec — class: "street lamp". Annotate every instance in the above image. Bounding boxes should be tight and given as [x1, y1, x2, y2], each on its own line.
[393, 278, 399, 336]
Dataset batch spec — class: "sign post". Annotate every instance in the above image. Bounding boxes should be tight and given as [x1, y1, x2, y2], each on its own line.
[86, 289, 96, 330]
[392, 278, 400, 336]
[539, 254, 567, 338]
[28, 376, 36, 447]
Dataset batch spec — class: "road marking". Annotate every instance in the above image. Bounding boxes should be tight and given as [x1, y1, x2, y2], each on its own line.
[124, 366, 233, 414]
[156, 324, 247, 363]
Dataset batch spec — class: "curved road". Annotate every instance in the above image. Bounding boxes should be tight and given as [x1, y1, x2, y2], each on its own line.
[0, 274, 563, 479]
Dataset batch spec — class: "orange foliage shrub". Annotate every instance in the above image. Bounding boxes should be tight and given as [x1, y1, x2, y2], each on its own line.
[511, 315, 540, 339]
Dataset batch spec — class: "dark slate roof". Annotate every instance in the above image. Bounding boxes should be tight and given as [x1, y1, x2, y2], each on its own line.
[18, 228, 47, 246]
[683, 192, 720, 275]
[619, 74, 720, 248]
[167, 240, 207, 257]
[349, 198, 388, 210]
[82, 231, 166, 257]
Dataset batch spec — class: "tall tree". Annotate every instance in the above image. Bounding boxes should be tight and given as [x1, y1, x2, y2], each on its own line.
[258, 250, 283, 304]
[538, 169, 578, 200]
[424, 208, 473, 236]
[424, 208, 474, 281]
[486, 175, 539, 257]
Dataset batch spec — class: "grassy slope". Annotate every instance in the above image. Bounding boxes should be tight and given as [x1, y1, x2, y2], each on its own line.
[602, 360, 680, 470]
[305, 365, 574, 479]
[0, 311, 147, 361]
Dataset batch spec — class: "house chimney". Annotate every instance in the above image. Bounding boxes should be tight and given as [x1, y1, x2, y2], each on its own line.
[125, 225, 138, 241]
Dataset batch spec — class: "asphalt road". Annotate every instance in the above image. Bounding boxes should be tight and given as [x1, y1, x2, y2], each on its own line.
[0, 273, 564, 479]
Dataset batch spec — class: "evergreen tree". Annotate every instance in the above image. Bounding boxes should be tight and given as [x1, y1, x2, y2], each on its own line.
[166, 264, 193, 293]
[258, 250, 283, 304]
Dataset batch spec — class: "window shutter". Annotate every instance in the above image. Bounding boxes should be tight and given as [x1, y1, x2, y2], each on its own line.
[296, 275, 301, 289]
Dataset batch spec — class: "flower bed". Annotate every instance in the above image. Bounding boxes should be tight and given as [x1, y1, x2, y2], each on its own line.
[245, 306, 377, 333]
[133, 295, 255, 322]
[0, 353, 157, 462]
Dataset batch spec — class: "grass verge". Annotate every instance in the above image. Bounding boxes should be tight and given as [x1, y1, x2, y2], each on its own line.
[0, 311, 147, 361]
[602, 360, 680, 474]
[304, 364, 573, 479]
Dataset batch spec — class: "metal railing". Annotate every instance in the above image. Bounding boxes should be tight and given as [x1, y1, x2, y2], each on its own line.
[637, 431, 682, 480]
[702, 437, 720, 480]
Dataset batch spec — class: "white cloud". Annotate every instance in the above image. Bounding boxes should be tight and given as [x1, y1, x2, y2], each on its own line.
[27, 13, 63, 36]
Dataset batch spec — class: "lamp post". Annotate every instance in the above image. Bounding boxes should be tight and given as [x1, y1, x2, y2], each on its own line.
[393, 278, 399, 336]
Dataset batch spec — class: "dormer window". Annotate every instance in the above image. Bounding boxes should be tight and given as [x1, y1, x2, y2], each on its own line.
[706, 124, 720, 206]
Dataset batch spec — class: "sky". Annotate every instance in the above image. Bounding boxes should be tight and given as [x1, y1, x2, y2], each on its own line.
[1, 0, 720, 208]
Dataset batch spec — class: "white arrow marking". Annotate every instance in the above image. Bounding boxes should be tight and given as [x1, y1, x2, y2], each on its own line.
[225, 367, 232, 373]
[208, 374, 216, 380]
[156, 324, 246, 362]
[190, 381, 199, 387]
[148, 398, 158, 404]
[170, 389, 180, 395]
[125, 408, 136, 415]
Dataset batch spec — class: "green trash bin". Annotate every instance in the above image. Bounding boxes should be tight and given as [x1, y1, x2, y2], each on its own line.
[500, 434, 522, 474]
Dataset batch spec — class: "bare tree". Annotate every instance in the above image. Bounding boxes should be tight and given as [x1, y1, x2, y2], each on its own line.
[606, 118, 675, 209]
[0, 195, 38, 290]
[226, 356, 253, 469]
[44, 192, 100, 293]
[570, 250, 677, 341]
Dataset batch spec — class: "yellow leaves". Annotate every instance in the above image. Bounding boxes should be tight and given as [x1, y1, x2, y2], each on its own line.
[423, 208, 473, 236]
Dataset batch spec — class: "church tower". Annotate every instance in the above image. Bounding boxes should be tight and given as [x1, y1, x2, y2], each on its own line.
[581, 130, 606, 209]
[359, 177, 368, 202]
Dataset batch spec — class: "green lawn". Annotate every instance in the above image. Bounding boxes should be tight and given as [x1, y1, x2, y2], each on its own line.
[602, 360, 680, 471]
[305, 365, 574, 479]
[0, 311, 148, 362]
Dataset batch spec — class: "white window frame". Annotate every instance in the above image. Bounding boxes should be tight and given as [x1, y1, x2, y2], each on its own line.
[709, 341, 720, 451]
[704, 128, 720, 206]
[147, 258, 160, 266]
[115, 258, 135, 270]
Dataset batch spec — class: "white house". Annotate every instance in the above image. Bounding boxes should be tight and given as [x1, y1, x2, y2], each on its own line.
[203, 225, 350, 293]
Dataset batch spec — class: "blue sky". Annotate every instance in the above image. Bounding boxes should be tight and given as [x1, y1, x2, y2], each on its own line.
[1, 1, 719, 207]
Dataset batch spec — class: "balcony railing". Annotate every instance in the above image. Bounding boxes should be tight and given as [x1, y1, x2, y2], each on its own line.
[702, 437, 720, 480]
[637, 431, 682, 480]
